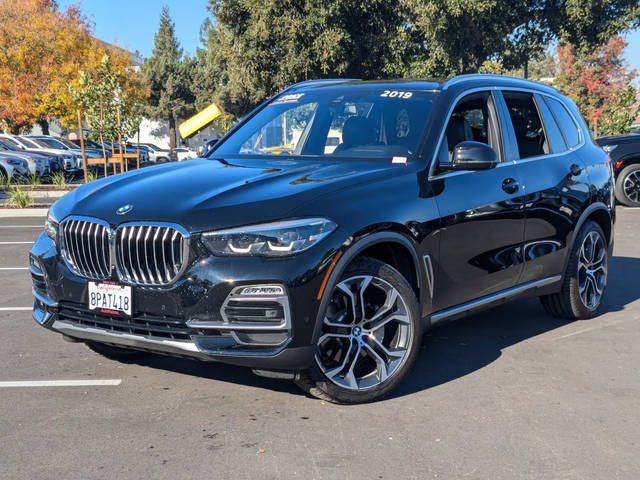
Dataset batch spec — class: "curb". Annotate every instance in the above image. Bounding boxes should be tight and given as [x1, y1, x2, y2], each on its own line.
[0, 208, 48, 218]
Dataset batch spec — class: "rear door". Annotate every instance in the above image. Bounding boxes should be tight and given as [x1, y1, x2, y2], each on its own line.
[431, 90, 526, 312]
[497, 90, 591, 283]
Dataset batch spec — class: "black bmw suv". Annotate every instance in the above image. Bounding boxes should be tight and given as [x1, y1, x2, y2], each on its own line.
[31, 75, 614, 403]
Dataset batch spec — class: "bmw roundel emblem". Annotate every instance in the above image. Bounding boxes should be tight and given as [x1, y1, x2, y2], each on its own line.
[116, 204, 133, 215]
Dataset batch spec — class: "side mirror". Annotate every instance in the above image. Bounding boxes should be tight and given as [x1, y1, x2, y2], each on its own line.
[451, 141, 497, 170]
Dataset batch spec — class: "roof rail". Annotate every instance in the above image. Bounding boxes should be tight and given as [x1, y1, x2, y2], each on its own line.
[286, 78, 361, 90]
[442, 73, 558, 93]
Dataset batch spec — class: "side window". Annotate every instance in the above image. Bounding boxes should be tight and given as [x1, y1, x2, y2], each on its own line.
[545, 97, 581, 148]
[438, 91, 502, 167]
[503, 92, 549, 159]
[534, 94, 567, 154]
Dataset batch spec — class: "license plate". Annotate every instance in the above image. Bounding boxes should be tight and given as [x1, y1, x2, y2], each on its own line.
[88, 282, 132, 316]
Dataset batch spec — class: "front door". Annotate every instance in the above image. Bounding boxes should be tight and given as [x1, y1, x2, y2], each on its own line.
[431, 90, 526, 312]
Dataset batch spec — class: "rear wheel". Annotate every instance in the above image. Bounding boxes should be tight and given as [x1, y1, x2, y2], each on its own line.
[614, 164, 640, 207]
[86, 341, 148, 362]
[296, 257, 421, 404]
[540, 220, 608, 319]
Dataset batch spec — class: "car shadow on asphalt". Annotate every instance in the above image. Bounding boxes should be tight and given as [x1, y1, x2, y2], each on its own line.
[132, 255, 640, 401]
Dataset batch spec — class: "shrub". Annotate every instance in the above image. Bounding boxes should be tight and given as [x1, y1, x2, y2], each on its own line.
[7, 186, 32, 208]
[51, 171, 67, 188]
[24, 174, 41, 189]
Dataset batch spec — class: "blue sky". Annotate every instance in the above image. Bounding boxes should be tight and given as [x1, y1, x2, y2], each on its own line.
[62, 0, 640, 75]
[59, 0, 210, 57]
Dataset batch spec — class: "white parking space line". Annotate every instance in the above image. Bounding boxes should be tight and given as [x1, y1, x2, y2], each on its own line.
[0, 307, 31, 311]
[0, 267, 29, 270]
[0, 241, 34, 245]
[0, 380, 122, 388]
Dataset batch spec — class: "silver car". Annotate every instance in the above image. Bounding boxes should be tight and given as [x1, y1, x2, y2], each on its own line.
[0, 154, 29, 181]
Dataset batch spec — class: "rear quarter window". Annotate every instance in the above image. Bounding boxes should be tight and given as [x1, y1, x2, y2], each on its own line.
[545, 97, 581, 148]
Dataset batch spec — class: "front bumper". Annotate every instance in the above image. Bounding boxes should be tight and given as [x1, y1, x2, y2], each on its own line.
[29, 231, 332, 370]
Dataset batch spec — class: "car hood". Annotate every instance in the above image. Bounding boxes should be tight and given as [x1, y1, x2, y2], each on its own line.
[0, 151, 37, 163]
[51, 157, 401, 231]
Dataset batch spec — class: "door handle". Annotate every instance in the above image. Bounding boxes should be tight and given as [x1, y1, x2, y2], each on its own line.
[570, 163, 582, 176]
[502, 177, 519, 194]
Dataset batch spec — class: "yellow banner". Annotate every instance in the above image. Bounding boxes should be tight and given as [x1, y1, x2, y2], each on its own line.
[178, 103, 222, 139]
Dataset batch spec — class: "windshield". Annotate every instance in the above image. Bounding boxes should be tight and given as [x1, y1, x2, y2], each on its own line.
[214, 87, 436, 160]
[143, 143, 164, 151]
[19, 136, 42, 148]
[0, 137, 21, 149]
[56, 138, 80, 149]
[0, 140, 17, 151]
[32, 137, 68, 149]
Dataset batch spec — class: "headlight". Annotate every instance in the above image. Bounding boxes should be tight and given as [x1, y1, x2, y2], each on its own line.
[202, 218, 337, 257]
[44, 211, 58, 240]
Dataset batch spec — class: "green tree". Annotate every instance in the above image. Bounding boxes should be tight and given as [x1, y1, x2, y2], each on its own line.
[70, 55, 146, 175]
[195, 0, 402, 117]
[142, 6, 195, 149]
[395, 0, 640, 79]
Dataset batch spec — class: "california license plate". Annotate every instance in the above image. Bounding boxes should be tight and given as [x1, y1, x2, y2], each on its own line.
[88, 282, 132, 316]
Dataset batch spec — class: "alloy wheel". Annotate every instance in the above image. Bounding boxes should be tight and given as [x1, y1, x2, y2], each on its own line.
[315, 275, 413, 391]
[577, 231, 607, 310]
[623, 170, 640, 203]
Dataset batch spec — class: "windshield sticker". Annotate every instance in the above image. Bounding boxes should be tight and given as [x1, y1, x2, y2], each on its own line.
[392, 156, 408, 164]
[380, 90, 413, 99]
[396, 109, 410, 138]
[270, 93, 305, 106]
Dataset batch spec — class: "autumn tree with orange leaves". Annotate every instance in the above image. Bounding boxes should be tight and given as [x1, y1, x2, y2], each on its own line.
[0, 0, 137, 133]
[555, 36, 638, 136]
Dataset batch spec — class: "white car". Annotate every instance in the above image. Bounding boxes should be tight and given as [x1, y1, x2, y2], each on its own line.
[0, 154, 29, 181]
[139, 143, 172, 163]
[175, 147, 197, 161]
[0, 147, 47, 176]
[0, 134, 80, 172]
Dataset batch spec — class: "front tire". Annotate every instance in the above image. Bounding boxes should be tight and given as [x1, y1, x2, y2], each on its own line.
[296, 257, 421, 404]
[540, 220, 608, 319]
[614, 164, 640, 207]
[86, 341, 148, 362]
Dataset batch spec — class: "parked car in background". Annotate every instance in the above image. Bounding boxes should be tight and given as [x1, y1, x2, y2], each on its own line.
[595, 133, 640, 206]
[630, 125, 640, 134]
[28, 135, 103, 162]
[175, 147, 197, 161]
[0, 134, 80, 172]
[139, 143, 171, 163]
[0, 153, 29, 181]
[101, 141, 150, 164]
[0, 139, 60, 175]
[0, 143, 47, 176]
[32, 75, 614, 403]
[0, 134, 67, 172]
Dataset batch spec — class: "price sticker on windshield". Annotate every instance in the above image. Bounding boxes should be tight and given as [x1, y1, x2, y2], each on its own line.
[380, 90, 413, 99]
[270, 93, 305, 106]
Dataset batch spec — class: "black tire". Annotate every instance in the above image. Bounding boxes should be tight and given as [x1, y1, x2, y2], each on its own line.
[540, 220, 608, 320]
[86, 341, 148, 362]
[614, 164, 640, 207]
[296, 256, 421, 404]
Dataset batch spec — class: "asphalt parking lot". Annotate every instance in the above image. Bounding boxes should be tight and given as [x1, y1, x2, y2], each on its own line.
[1, 209, 639, 480]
